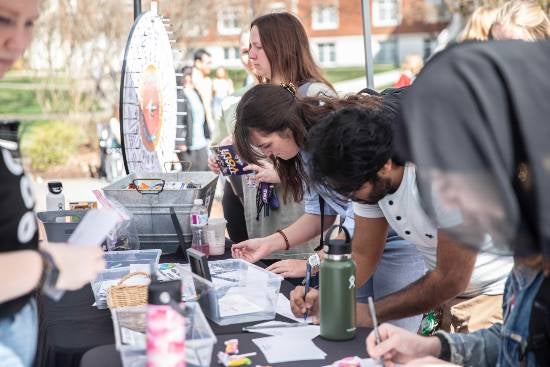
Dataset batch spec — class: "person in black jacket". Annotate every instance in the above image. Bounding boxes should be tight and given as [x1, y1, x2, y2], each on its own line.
[0, 1, 105, 366]
[175, 66, 210, 171]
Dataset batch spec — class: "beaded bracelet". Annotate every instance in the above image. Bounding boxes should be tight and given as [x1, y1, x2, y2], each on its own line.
[276, 229, 290, 251]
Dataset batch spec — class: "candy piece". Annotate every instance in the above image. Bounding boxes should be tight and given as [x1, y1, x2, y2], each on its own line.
[224, 339, 239, 355]
[332, 356, 362, 367]
[227, 357, 251, 367]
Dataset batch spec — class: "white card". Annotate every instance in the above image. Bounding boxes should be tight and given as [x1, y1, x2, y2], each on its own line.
[68, 208, 120, 246]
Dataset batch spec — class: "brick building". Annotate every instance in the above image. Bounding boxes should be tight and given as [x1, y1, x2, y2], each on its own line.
[181, 0, 451, 68]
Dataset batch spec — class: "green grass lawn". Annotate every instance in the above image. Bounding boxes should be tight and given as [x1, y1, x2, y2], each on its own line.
[324, 64, 395, 83]
[225, 64, 396, 88]
[1, 66, 396, 115]
[0, 89, 42, 114]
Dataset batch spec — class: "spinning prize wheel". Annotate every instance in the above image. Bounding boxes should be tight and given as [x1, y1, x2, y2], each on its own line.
[119, 1, 178, 173]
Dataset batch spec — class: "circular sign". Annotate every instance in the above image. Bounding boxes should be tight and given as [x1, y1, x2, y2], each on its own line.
[119, 8, 177, 173]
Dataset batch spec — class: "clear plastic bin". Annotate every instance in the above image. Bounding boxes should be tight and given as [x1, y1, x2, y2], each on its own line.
[111, 302, 216, 367]
[185, 259, 283, 325]
[91, 250, 162, 309]
[104, 250, 161, 270]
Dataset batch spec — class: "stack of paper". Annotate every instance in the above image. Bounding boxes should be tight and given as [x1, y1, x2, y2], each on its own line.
[247, 320, 325, 363]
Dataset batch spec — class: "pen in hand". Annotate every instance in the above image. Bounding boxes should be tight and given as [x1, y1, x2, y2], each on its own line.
[368, 296, 381, 345]
[303, 263, 312, 321]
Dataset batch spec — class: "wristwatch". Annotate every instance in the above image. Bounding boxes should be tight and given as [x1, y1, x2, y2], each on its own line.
[307, 253, 321, 275]
[38, 250, 60, 291]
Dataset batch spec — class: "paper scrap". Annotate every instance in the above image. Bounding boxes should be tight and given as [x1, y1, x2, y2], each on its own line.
[164, 182, 183, 190]
[246, 320, 320, 339]
[253, 335, 326, 363]
[277, 293, 313, 323]
[68, 208, 120, 246]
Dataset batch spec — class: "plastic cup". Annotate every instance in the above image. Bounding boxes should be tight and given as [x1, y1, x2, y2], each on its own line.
[207, 218, 227, 256]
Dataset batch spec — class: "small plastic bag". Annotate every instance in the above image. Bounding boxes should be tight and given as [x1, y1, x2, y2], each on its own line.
[93, 190, 140, 251]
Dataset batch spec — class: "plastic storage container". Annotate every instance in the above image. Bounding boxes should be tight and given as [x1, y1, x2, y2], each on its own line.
[91, 250, 161, 309]
[37, 210, 90, 242]
[104, 250, 161, 270]
[102, 172, 217, 254]
[111, 302, 217, 367]
[190, 259, 283, 325]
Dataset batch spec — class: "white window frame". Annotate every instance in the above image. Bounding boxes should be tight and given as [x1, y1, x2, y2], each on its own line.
[223, 46, 240, 61]
[269, 2, 287, 12]
[217, 8, 241, 36]
[312, 4, 339, 30]
[372, 0, 399, 27]
[317, 42, 337, 65]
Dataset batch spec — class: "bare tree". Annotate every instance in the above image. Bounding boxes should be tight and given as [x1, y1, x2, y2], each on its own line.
[30, 0, 133, 121]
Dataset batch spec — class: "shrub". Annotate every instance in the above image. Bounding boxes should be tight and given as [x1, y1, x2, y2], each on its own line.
[20, 121, 81, 171]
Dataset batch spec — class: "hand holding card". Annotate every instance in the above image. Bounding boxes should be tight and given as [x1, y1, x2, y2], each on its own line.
[210, 145, 248, 176]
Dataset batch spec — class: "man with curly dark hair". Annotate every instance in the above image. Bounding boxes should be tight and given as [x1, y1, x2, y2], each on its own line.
[291, 91, 513, 333]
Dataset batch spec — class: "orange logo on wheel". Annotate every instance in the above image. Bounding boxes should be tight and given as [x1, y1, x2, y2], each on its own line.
[138, 64, 163, 152]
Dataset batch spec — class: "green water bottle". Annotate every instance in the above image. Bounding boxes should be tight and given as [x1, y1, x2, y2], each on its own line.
[320, 225, 356, 340]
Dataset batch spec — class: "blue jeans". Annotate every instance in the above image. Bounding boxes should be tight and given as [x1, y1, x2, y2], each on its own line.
[443, 264, 543, 366]
[0, 299, 37, 367]
[357, 231, 426, 332]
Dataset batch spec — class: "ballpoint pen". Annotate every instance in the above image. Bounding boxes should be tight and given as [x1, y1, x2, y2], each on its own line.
[368, 296, 381, 345]
[303, 262, 312, 321]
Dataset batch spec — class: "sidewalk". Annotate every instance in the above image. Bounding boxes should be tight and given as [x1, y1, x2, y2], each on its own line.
[333, 69, 400, 95]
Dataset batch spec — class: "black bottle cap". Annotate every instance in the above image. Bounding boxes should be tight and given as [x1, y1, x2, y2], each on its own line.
[47, 181, 63, 194]
[324, 240, 352, 255]
[323, 225, 352, 255]
[148, 279, 182, 305]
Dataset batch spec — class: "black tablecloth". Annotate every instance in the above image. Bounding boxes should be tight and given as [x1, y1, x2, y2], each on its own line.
[36, 250, 372, 367]
[80, 328, 372, 367]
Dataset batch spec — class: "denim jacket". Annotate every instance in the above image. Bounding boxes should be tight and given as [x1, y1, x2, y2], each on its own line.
[437, 264, 543, 366]
[300, 151, 355, 235]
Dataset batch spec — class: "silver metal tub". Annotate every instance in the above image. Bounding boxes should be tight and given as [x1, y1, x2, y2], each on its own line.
[103, 172, 217, 253]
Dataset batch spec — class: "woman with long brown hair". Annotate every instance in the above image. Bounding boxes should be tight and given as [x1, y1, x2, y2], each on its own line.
[209, 12, 336, 264]
[249, 12, 334, 89]
[232, 83, 426, 331]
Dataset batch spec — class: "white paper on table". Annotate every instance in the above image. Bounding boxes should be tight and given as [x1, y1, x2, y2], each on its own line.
[253, 335, 326, 363]
[218, 292, 263, 317]
[276, 293, 313, 323]
[246, 320, 320, 339]
[68, 208, 120, 246]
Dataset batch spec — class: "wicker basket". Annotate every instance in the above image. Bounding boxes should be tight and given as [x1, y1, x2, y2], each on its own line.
[107, 272, 150, 309]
